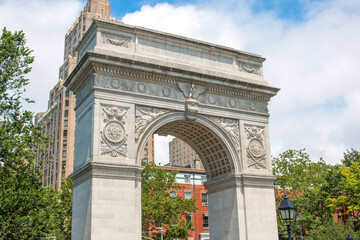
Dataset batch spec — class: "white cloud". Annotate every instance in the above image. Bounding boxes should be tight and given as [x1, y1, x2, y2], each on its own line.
[0, 0, 83, 113]
[123, 0, 360, 165]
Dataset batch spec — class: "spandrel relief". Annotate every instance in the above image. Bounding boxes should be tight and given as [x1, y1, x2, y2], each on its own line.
[135, 106, 169, 141]
[210, 117, 240, 152]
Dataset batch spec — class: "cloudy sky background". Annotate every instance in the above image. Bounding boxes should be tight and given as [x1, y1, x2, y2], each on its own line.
[1, 0, 359, 165]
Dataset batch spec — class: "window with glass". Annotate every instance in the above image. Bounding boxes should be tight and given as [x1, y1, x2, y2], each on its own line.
[184, 174, 191, 184]
[65, 91, 70, 97]
[63, 140, 67, 147]
[64, 120, 68, 127]
[201, 175, 207, 183]
[63, 130, 67, 137]
[62, 150, 67, 157]
[203, 214, 209, 228]
[202, 192, 208, 206]
[65, 100, 69, 106]
[186, 214, 192, 225]
[144, 149, 148, 156]
[185, 192, 192, 199]
[64, 110, 68, 117]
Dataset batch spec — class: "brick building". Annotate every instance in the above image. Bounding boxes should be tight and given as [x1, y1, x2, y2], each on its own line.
[161, 166, 210, 240]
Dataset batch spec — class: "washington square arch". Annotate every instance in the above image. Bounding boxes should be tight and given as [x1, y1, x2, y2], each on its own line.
[64, 19, 280, 240]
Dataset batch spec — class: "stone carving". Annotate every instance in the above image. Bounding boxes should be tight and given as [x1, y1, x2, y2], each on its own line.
[135, 106, 169, 140]
[177, 82, 207, 99]
[185, 99, 199, 121]
[238, 60, 262, 75]
[101, 107, 127, 157]
[245, 126, 266, 169]
[102, 33, 129, 47]
[249, 101, 268, 113]
[94, 71, 270, 114]
[178, 82, 207, 120]
[211, 117, 240, 151]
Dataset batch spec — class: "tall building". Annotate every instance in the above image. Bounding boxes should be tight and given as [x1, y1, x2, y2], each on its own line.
[169, 138, 204, 169]
[35, 0, 118, 188]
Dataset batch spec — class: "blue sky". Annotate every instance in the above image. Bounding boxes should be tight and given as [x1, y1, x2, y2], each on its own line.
[1, 0, 359, 165]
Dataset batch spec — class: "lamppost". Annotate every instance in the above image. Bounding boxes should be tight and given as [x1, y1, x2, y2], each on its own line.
[346, 233, 354, 240]
[278, 194, 296, 240]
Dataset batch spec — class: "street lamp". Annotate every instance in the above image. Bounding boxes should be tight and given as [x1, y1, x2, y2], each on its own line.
[278, 194, 296, 240]
[346, 233, 354, 240]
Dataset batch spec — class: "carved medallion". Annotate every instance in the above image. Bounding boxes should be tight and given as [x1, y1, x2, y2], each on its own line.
[245, 126, 266, 169]
[101, 107, 128, 157]
[248, 138, 264, 157]
[104, 121, 125, 144]
[229, 99, 236, 108]
[162, 87, 171, 97]
[110, 79, 120, 89]
[137, 83, 146, 93]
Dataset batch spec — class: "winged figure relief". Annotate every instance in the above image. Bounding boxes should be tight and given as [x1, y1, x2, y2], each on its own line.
[177, 82, 207, 99]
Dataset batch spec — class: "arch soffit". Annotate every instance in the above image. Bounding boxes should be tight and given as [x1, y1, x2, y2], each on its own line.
[136, 112, 241, 179]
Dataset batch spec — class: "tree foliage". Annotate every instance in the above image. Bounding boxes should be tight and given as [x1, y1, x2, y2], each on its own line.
[0, 27, 60, 239]
[274, 148, 360, 239]
[142, 161, 197, 240]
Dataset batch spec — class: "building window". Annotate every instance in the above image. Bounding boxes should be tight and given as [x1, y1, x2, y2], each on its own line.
[63, 130, 67, 137]
[202, 192, 208, 206]
[83, 25, 85, 31]
[83, 17, 86, 23]
[62, 150, 67, 157]
[170, 191, 177, 198]
[186, 214, 192, 225]
[64, 120, 68, 127]
[61, 171, 65, 178]
[64, 110, 68, 117]
[65, 100, 69, 106]
[65, 91, 70, 97]
[144, 149, 148, 156]
[201, 175, 207, 183]
[185, 192, 191, 199]
[184, 174, 191, 184]
[62, 161, 66, 170]
[63, 140, 67, 147]
[203, 214, 209, 228]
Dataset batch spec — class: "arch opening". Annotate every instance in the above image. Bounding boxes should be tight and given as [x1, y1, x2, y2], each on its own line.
[138, 115, 238, 180]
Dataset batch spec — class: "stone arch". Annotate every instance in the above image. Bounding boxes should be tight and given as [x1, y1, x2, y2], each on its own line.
[136, 112, 241, 179]
[66, 19, 280, 240]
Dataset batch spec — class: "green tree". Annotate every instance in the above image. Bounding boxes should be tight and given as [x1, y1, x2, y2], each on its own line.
[0, 28, 58, 239]
[142, 161, 197, 240]
[307, 219, 360, 240]
[342, 149, 360, 167]
[329, 160, 360, 231]
[273, 149, 334, 238]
